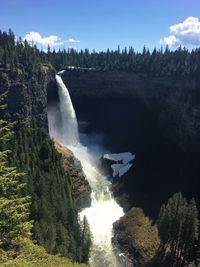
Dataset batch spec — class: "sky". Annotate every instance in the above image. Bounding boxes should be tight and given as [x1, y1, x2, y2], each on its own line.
[0, 0, 200, 52]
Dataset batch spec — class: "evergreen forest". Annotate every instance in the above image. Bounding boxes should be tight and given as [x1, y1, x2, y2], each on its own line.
[1, 29, 200, 77]
[0, 29, 200, 267]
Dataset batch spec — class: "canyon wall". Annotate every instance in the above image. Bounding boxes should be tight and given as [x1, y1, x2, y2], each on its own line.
[0, 66, 55, 128]
[1, 66, 199, 217]
[61, 70, 200, 217]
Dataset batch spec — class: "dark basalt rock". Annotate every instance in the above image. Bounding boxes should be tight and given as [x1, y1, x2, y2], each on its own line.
[61, 70, 200, 218]
[63, 70, 200, 155]
[0, 66, 56, 128]
[55, 142, 91, 211]
[100, 157, 116, 177]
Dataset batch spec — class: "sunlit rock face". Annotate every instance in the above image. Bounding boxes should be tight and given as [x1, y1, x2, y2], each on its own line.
[54, 142, 91, 211]
[112, 208, 160, 267]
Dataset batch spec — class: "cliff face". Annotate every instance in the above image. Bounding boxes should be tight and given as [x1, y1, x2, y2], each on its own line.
[55, 142, 91, 211]
[63, 70, 200, 155]
[156, 78, 200, 155]
[0, 66, 56, 128]
[2, 68, 199, 157]
[0, 67, 91, 211]
[61, 70, 200, 216]
[2, 66, 199, 217]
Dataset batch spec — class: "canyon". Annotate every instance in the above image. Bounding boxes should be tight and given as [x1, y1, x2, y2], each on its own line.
[1, 67, 200, 218]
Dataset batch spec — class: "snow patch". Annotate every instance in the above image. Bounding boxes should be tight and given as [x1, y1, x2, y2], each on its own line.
[104, 152, 135, 164]
[104, 152, 135, 177]
[119, 163, 133, 177]
[111, 163, 133, 177]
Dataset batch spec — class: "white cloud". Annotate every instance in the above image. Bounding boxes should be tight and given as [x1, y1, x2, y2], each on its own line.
[161, 16, 200, 47]
[23, 32, 63, 46]
[66, 38, 80, 43]
[23, 32, 81, 49]
[160, 35, 180, 46]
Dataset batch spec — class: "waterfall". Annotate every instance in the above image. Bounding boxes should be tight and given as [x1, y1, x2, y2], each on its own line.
[55, 74, 79, 145]
[48, 73, 124, 267]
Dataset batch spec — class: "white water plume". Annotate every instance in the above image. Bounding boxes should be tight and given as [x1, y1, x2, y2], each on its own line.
[48, 72, 124, 267]
[55, 74, 79, 145]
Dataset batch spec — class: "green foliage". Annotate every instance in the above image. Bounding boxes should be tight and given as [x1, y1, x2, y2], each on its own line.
[113, 207, 160, 265]
[1, 29, 200, 77]
[157, 192, 199, 266]
[126, 208, 160, 260]
[0, 96, 32, 249]
[0, 29, 43, 75]
[80, 216, 91, 263]
[9, 125, 90, 262]
[0, 238, 88, 267]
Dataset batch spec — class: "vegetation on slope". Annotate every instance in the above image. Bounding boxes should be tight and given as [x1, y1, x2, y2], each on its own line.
[113, 196, 199, 267]
[0, 239, 88, 267]
[0, 115, 88, 266]
[7, 125, 91, 262]
[1, 29, 200, 266]
[113, 208, 160, 266]
[0, 30, 91, 263]
[0, 86, 90, 266]
[0, 94, 32, 251]
[156, 192, 199, 267]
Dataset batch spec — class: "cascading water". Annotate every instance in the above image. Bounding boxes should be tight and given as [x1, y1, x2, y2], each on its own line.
[55, 74, 79, 145]
[70, 145, 124, 267]
[48, 72, 124, 267]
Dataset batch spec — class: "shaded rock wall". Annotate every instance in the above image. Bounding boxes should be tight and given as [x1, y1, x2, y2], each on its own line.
[63, 70, 200, 155]
[61, 70, 200, 217]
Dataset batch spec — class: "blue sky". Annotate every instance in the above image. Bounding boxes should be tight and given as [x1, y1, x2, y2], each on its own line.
[0, 0, 200, 51]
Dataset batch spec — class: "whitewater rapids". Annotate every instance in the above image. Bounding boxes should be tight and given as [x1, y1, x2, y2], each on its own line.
[48, 73, 124, 267]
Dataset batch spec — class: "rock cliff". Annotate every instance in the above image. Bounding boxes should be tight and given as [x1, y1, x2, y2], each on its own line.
[60, 70, 200, 217]
[63, 70, 200, 155]
[55, 142, 91, 211]
[0, 66, 92, 212]
[0, 66, 56, 128]
[2, 66, 200, 217]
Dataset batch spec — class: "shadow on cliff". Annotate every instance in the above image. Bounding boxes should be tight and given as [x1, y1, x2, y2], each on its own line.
[48, 70, 200, 218]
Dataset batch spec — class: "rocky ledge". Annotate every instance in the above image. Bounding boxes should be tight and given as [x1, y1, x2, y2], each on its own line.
[55, 142, 91, 211]
[112, 208, 160, 267]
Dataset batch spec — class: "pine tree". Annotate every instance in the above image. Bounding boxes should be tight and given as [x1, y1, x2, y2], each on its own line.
[180, 198, 199, 265]
[157, 193, 199, 266]
[0, 95, 32, 249]
[81, 216, 91, 263]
